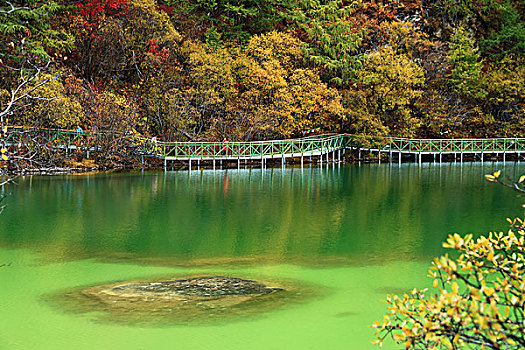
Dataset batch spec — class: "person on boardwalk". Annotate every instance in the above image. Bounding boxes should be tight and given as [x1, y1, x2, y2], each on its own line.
[222, 138, 229, 155]
[151, 136, 158, 152]
[75, 126, 83, 146]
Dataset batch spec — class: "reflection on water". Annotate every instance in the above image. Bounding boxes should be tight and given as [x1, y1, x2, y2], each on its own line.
[1, 162, 523, 267]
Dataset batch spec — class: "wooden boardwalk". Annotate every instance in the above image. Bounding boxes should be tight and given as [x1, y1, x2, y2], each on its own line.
[139, 134, 525, 167]
[366, 137, 525, 165]
[3, 127, 525, 168]
[146, 134, 346, 169]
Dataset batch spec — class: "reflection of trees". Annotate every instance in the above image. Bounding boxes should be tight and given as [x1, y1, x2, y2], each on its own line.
[0, 165, 521, 265]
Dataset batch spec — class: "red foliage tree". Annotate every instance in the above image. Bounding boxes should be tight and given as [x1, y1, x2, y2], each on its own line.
[76, 0, 128, 35]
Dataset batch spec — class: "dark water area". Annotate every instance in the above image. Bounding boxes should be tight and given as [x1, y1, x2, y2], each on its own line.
[0, 162, 523, 349]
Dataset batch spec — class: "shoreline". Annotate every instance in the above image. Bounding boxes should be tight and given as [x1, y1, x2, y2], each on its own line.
[1, 151, 519, 177]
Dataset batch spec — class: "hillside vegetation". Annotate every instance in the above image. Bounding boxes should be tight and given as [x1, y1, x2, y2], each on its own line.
[1, 0, 523, 142]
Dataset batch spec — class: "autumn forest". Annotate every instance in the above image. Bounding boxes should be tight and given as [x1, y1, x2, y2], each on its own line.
[1, 0, 523, 144]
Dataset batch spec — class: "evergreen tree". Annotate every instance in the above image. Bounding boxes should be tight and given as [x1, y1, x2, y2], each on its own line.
[448, 27, 486, 99]
[285, 0, 364, 86]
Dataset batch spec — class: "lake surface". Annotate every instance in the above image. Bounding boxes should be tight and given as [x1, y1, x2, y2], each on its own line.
[1, 162, 524, 349]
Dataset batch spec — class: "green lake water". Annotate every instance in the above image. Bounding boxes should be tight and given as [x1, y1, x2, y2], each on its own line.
[1, 162, 524, 349]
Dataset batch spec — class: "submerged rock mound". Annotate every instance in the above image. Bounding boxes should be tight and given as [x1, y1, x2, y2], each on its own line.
[49, 275, 304, 326]
[111, 276, 282, 298]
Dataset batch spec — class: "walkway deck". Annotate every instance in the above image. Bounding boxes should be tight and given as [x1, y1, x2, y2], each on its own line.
[3, 127, 525, 166]
[148, 134, 345, 160]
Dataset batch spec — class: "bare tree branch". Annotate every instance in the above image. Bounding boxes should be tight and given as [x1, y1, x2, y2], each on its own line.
[0, 175, 17, 186]
[0, 1, 31, 14]
[0, 59, 60, 123]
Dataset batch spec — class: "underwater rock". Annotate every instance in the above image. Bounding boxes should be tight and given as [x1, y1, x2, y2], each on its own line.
[111, 276, 282, 297]
[46, 275, 317, 326]
[68, 276, 287, 325]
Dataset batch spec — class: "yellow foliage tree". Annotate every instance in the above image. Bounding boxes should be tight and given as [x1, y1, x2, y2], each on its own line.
[93, 91, 137, 131]
[6, 73, 83, 129]
[245, 31, 304, 72]
[126, 0, 181, 47]
[483, 57, 525, 137]
[175, 32, 344, 141]
[353, 46, 425, 137]
[238, 32, 344, 138]
[181, 40, 237, 101]
[372, 21, 432, 58]
[374, 171, 525, 349]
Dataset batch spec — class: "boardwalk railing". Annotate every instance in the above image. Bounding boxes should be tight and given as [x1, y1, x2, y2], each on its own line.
[3, 127, 525, 162]
[144, 134, 346, 160]
[378, 138, 525, 153]
[3, 126, 114, 147]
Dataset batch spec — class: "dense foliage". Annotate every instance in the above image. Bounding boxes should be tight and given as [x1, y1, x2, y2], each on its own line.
[373, 171, 525, 349]
[0, 0, 523, 142]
